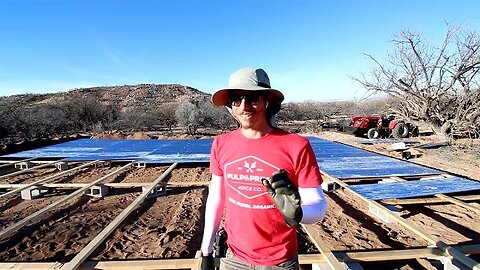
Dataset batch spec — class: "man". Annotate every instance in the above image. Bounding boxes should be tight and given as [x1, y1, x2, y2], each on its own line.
[200, 67, 327, 270]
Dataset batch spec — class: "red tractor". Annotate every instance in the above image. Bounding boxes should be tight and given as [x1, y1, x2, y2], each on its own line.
[343, 115, 418, 139]
[343, 115, 381, 137]
[366, 116, 418, 139]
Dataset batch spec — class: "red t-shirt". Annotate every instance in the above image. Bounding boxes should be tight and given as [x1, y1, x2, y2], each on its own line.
[210, 128, 322, 265]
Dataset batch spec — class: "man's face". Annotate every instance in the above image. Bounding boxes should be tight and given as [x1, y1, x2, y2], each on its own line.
[229, 91, 269, 129]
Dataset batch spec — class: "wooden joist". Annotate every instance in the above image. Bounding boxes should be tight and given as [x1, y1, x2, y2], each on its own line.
[0, 160, 100, 199]
[0, 163, 133, 239]
[0, 181, 209, 189]
[434, 193, 480, 214]
[0, 160, 58, 180]
[1, 244, 479, 269]
[339, 173, 444, 182]
[301, 224, 347, 270]
[321, 171, 480, 270]
[0, 157, 37, 170]
[381, 194, 480, 205]
[62, 163, 178, 270]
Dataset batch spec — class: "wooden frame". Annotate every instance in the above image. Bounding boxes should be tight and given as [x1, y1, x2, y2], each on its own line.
[0, 157, 478, 269]
[0, 181, 210, 189]
[0, 244, 478, 269]
[0, 157, 37, 170]
[0, 162, 133, 239]
[322, 171, 480, 270]
[0, 160, 100, 199]
[0, 160, 59, 180]
[63, 163, 178, 270]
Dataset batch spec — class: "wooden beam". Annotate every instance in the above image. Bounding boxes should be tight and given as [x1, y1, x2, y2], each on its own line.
[435, 193, 480, 214]
[62, 163, 178, 270]
[1, 244, 479, 269]
[381, 194, 480, 205]
[342, 244, 480, 262]
[166, 181, 210, 186]
[0, 161, 58, 180]
[0, 160, 100, 199]
[0, 163, 133, 239]
[321, 171, 480, 270]
[191, 251, 202, 270]
[0, 182, 149, 189]
[339, 173, 444, 181]
[0, 181, 209, 189]
[0, 157, 37, 170]
[301, 224, 347, 269]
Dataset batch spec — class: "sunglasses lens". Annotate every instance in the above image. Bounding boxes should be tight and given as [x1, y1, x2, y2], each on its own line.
[230, 93, 263, 107]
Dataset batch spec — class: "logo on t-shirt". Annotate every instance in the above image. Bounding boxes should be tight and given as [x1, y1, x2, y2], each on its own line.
[224, 156, 279, 199]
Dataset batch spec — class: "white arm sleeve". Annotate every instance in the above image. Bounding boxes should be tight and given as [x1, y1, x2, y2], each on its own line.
[299, 186, 328, 224]
[200, 174, 225, 255]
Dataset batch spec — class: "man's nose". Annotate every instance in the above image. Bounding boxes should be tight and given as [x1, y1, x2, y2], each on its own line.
[238, 98, 254, 110]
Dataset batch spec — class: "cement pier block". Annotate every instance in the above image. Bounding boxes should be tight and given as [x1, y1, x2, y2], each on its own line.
[133, 161, 147, 168]
[15, 161, 34, 170]
[21, 185, 49, 200]
[321, 181, 339, 193]
[368, 204, 400, 223]
[95, 161, 112, 168]
[84, 185, 109, 197]
[143, 184, 167, 198]
[55, 162, 69, 170]
[428, 256, 470, 270]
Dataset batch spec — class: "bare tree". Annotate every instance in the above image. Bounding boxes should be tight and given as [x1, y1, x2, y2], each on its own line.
[153, 103, 178, 131]
[352, 24, 480, 138]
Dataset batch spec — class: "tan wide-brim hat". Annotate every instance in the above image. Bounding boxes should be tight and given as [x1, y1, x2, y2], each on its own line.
[211, 67, 284, 114]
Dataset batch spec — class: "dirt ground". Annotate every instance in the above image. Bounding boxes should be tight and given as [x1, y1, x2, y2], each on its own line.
[0, 131, 479, 270]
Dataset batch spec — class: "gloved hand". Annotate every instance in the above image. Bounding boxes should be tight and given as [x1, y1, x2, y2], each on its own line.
[200, 252, 214, 270]
[262, 169, 303, 227]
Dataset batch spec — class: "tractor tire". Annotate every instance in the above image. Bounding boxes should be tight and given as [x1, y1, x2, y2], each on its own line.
[367, 128, 380, 139]
[392, 122, 409, 138]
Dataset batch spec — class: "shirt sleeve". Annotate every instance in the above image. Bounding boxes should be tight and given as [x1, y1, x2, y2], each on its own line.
[209, 137, 223, 176]
[294, 141, 323, 188]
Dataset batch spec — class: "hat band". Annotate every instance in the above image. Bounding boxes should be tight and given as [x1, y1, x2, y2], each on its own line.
[257, 81, 271, 88]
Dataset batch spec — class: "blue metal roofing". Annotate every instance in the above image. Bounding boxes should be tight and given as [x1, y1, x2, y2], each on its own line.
[349, 177, 480, 200]
[3, 138, 212, 163]
[306, 136, 441, 179]
[3, 137, 445, 177]
[3, 136, 478, 200]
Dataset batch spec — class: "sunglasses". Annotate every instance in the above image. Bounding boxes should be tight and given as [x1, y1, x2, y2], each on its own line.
[229, 92, 266, 107]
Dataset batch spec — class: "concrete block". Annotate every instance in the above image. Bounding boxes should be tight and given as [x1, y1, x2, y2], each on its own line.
[15, 161, 33, 170]
[133, 161, 147, 168]
[321, 181, 339, 193]
[368, 204, 400, 223]
[21, 185, 49, 200]
[390, 142, 407, 151]
[95, 161, 111, 168]
[143, 184, 167, 198]
[84, 185, 109, 197]
[55, 162, 69, 170]
[427, 256, 469, 270]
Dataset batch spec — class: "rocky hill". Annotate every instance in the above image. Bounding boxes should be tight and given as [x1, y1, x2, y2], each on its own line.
[0, 84, 211, 111]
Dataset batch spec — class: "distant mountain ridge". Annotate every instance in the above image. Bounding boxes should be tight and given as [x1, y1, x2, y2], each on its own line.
[1, 84, 211, 111]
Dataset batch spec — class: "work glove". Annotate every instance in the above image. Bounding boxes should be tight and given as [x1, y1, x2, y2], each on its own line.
[262, 169, 303, 227]
[200, 252, 214, 270]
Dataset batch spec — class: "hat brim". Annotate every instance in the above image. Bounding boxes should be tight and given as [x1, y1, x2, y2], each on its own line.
[211, 86, 284, 108]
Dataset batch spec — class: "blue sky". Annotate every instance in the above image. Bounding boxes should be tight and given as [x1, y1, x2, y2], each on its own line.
[1, 0, 479, 102]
